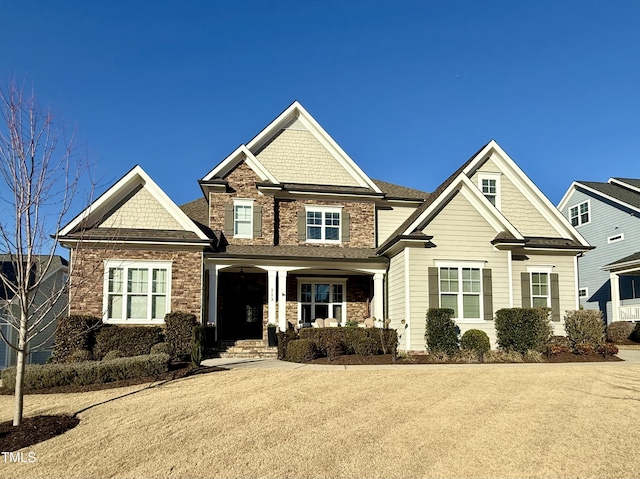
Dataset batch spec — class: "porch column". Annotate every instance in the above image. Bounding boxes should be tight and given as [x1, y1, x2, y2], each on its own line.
[611, 272, 621, 322]
[267, 270, 277, 325]
[207, 266, 218, 327]
[373, 273, 385, 321]
[278, 270, 288, 331]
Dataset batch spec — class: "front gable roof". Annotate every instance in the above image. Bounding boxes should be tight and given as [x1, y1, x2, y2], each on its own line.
[59, 165, 210, 242]
[201, 101, 382, 193]
[381, 140, 590, 252]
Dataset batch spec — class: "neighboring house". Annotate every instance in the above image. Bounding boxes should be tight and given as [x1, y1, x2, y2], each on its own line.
[0, 255, 68, 369]
[58, 101, 590, 351]
[558, 178, 640, 323]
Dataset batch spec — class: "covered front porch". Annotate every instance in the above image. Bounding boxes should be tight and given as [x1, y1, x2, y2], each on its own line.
[204, 258, 387, 342]
[604, 252, 640, 322]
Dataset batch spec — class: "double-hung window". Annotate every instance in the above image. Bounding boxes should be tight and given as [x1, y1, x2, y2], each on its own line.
[104, 260, 171, 323]
[530, 272, 550, 307]
[478, 173, 501, 209]
[305, 206, 341, 243]
[298, 279, 346, 326]
[569, 201, 589, 227]
[233, 199, 254, 238]
[438, 263, 483, 320]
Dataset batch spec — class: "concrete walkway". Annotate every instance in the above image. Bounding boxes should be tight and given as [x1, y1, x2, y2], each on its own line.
[202, 347, 640, 370]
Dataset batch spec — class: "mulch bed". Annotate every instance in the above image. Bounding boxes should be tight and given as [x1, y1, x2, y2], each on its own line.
[309, 352, 622, 365]
[0, 362, 226, 396]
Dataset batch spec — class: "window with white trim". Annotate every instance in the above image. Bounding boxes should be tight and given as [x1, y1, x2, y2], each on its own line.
[569, 201, 590, 227]
[233, 199, 253, 238]
[104, 260, 171, 323]
[607, 233, 624, 244]
[478, 173, 501, 209]
[530, 272, 550, 307]
[298, 279, 346, 326]
[439, 265, 483, 320]
[578, 287, 588, 299]
[305, 206, 341, 243]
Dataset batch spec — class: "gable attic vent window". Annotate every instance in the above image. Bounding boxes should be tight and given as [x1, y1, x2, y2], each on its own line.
[478, 172, 501, 209]
[607, 233, 624, 244]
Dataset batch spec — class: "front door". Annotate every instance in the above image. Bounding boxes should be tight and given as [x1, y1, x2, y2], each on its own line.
[217, 272, 265, 340]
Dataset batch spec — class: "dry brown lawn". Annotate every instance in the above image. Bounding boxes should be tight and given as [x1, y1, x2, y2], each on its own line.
[1, 363, 640, 479]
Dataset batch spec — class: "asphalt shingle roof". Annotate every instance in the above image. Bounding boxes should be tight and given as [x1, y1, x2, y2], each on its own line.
[210, 244, 385, 261]
[577, 181, 640, 210]
[64, 228, 207, 242]
[604, 251, 640, 268]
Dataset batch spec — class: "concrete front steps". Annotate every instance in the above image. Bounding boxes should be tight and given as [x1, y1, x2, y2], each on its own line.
[210, 339, 277, 359]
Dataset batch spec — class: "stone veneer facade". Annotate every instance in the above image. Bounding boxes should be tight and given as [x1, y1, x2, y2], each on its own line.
[209, 160, 376, 248]
[70, 247, 203, 320]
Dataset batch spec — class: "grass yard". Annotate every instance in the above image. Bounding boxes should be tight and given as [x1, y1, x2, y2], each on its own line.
[1, 363, 640, 479]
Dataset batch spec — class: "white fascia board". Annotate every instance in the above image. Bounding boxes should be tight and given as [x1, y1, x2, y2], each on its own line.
[201, 145, 279, 184]
[471, 142, 591, 247]
[401, 174, 524, 240]
[574, 182, 640, 215]
[246, 101, 382, 193]
[609, 177, 640, 194]
[60, 165, 209, 241]
[557, 182, 579, 211]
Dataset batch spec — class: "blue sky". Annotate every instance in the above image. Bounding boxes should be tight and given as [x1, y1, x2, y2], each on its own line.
[2, 0, 639, 211]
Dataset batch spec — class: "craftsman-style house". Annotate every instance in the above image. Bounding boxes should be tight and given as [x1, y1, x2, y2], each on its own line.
[58, 101, 590, 351]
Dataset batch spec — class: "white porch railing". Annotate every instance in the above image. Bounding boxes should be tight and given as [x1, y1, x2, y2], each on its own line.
[620, 306, 640, 321]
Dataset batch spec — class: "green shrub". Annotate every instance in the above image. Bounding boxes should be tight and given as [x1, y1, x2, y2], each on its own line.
[67, 349, 92, 363]
[425, 308, 459, 356]
[564, 310, 605, 350]
[345, 320, 360, 328]
[276, 329, 299, 360]
[631, 323, 640, 343]
[606, 321, 635, 343]
[102, 350, 124, 361]
[547, 335, 571, 355]
[52, 315, 101, 363]
[285, 339, 318, 363]
[460, 329, 491, 356]
[354, 336, 380, 356]
[495, 308, 552, 353]
[150, 342, 170, 355]
[93, 326, 164, 359]
[191, 325, 205, 366]
[164, 311, 198, 360]
[1, 354, 170, 391]
[298, 327, 397, 359]
[523, 349, 545, 362]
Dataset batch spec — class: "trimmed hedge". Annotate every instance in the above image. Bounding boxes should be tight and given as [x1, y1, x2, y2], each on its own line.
[495, 308, 552, 353]
[285, 339, 318, 363]
[606, 321, 636, 343]
[298, 327, 397, 359]
[1, 354, 170, 391]
[93, 325, 164, 360]
[52, 315, 101, 363]
[425, 308, 459, 356]
[460, 329, 490, 356]
[164, 311, 198, 360]
[191, 325, 205, 366]
[276, 329, 298, 360]
[564, 310, 605, 350]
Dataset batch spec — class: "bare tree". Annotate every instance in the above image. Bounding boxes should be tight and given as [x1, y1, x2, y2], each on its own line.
[0, 80, 91, 426]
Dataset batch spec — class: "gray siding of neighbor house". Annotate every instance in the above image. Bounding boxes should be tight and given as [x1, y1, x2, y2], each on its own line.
[561, 187, 640, 322]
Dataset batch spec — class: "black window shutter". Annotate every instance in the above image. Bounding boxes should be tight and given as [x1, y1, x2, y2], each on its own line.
[341, 212, 350, 242]
[428, 267, 439, 309]
[550, 273, 560, 322]
[521, 272, 531, 308]
[253, 205, 262, 238]
[483, 269, 493, 320]
[224, 204, 234, 237]
[297, 211, 306, 241]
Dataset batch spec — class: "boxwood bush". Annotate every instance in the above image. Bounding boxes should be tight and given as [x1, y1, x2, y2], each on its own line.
[285, 339, 319, 363]
[1, 354, 170, 391]
[460, 329, 490, 356]
[606, 321, 636, 343]
[564, 309, 605, 350]
[495, 308, 552, 353]
[93, 325, 164, 359]
[164, 311, 198, 360]
[298, 327, 397, 359]
[52, 315, 101, 363]
[425, 308, 459, 356]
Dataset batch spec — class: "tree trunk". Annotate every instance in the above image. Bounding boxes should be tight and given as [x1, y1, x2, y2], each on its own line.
[13, 312, 28, 426]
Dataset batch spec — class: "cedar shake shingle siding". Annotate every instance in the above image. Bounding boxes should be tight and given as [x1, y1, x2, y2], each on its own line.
[70, 248, 202, 320]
